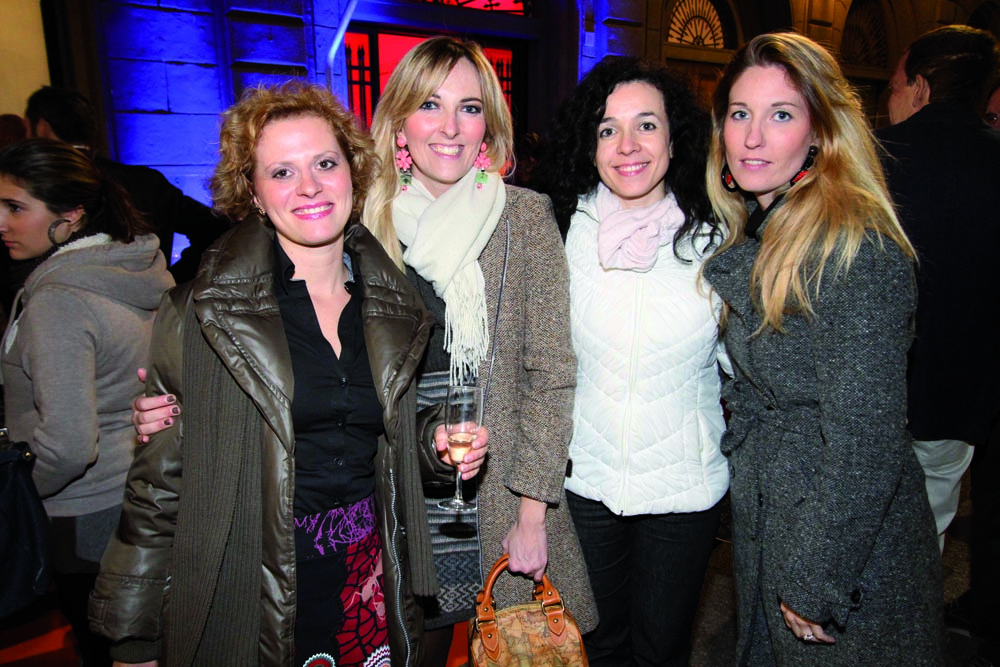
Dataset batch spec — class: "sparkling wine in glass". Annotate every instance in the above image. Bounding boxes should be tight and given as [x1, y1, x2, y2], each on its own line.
[439, 385, 481, 512]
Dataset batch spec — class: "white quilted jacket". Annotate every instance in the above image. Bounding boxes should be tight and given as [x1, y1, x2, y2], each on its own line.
[564, 195, 730, 515]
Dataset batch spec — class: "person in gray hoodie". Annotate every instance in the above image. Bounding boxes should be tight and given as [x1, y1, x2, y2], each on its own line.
[0, 139, 174, 667]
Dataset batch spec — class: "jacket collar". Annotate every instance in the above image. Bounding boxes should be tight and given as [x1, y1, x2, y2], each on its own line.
[345, 223, 433, 414]
[191, 216, 431, 447]
[703, 237, 757, 320]
[703, 197, 790, 320]
[191, 217, 295, 445]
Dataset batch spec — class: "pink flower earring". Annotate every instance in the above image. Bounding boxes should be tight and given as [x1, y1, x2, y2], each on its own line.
[396, 135, 413, 191]
[474, 142, 491, 189]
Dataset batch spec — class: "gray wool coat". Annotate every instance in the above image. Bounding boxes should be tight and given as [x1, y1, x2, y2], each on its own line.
[703, 226, 943, 667]
[465, 185, 598, 632]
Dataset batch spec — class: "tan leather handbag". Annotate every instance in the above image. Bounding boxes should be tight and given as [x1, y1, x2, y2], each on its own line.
[468, 554, 588, 667]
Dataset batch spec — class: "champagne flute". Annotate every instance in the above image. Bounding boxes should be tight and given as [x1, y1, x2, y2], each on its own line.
[438, 385, 481, 512]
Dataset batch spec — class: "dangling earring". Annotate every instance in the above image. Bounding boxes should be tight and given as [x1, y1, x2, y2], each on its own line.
[721, 164, 739, 192]
[47, 218, 72, 246]
[252, 198, 265, 217]
[790, 145, 819, 186]
[474, 142, 491, 189]
[396, 135, 413, 191]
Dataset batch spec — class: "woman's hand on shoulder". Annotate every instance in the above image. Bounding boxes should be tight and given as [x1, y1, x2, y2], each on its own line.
[433, 424, 489, 480]
[131, 368, 179, 443]
[114, 662, 158, 667]
[780, 601, 835, 644]
[502, 497, 548, 582]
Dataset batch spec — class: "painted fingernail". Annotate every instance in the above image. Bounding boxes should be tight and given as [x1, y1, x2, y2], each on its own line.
[164, 418, 173, 426]
[166, 395, 176, 403]
[170, 406, 180, 415]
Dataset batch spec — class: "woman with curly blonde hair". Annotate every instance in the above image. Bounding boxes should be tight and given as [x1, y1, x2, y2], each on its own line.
[702, 33, 943, 665]
[91, 81, 486, 667]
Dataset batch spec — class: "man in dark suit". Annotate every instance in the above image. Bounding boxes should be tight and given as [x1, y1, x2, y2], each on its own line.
[878, 25, 1000, 664]
[23, 86, 229, 283]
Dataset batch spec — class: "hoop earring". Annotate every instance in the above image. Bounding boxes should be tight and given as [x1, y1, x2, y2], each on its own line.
[47, 218, 72, 246]
[395, 135, 413, 191]
[474, 142, 491, 189]
[721, 164, 739, 192]
[790, 145, 819, 186]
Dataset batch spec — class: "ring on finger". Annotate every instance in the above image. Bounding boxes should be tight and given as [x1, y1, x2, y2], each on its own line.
[802, 633, 815, 642]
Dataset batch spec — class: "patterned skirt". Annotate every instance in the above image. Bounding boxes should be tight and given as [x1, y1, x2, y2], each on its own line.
[417, 370, 483, 630]
[294, 494, 390, 667]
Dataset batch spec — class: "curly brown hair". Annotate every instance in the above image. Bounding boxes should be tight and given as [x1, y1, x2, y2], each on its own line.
[211, 81, 377, 221]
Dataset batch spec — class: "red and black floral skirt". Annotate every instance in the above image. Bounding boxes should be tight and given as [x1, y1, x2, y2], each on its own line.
[294, 495, 390, 667]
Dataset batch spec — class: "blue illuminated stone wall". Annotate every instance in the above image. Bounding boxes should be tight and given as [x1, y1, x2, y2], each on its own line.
[95, 0, 577, 209]
[99, 0, 221, 203]
[96, 0, 353, 206]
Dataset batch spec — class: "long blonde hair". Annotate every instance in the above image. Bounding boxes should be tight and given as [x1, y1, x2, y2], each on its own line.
[361, 36, 514, 269]
[706, 32, 914, 332]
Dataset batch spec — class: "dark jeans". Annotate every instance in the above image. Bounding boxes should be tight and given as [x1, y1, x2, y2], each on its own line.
[567, 490, 722, 667]
[49, 511, 118, 667]
[969, 416, 1000, 642]
[53, 571, 112, 667]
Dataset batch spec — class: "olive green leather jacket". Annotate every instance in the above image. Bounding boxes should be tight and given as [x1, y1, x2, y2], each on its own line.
[89, 218, 435, 666]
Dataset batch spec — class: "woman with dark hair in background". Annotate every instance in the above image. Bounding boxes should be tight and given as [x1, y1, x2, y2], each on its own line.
[536, 57, 728, 666]
[0, 138, 172, 667]
[702, 32, 942, 665]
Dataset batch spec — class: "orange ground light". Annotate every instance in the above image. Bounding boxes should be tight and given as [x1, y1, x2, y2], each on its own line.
[0, 601, 470, 666]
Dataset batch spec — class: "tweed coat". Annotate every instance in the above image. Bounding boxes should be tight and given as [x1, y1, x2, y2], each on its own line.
[703, 223, 943, 666]
[462, 185, 598, 632]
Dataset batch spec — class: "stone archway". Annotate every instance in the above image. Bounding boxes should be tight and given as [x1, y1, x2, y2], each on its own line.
[656, 0, 740, 107]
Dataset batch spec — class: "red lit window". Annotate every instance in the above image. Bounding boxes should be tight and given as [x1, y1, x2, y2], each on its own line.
[484, 47, 513, 107]
[345, 33, 514, 128]
[344, 32, 373, 126]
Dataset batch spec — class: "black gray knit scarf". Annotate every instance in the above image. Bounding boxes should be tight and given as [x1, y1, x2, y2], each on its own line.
[165, 302, 263, 666]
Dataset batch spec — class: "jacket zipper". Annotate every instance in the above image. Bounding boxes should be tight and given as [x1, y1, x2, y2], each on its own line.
[387, 465, 412, 666]
[618, 279, 642, 514]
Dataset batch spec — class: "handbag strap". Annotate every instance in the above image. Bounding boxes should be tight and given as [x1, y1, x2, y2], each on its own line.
[474, 554, 570, 659]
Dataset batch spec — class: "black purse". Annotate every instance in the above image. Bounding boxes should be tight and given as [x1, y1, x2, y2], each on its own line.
[0, 428, 50, 618]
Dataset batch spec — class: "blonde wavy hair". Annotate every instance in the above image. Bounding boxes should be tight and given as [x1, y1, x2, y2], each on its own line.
[706, 32, 914, 332]
[361, 36, 514, 268]
[211, 80, 377, 221]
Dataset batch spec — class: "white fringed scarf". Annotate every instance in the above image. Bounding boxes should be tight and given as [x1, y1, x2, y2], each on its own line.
[393, 168, 506, 384]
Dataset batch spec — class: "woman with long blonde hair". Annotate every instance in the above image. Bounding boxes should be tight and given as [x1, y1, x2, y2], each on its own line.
[362, 36, 597, 664]
[702, 32, 943, 665]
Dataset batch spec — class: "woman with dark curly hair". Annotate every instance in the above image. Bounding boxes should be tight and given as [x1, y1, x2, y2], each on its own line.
[536, 57, 728, 666]
[90, 81, 486, 667]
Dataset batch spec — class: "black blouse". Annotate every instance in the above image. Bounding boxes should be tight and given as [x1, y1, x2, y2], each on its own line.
[273, 239, 384, 516]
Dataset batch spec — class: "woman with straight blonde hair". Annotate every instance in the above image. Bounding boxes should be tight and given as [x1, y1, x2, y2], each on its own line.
[362, 36, 597, 664]
[702, 32, 943, 666]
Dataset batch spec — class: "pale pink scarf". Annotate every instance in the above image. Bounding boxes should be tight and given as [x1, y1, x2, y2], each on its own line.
[595, 183, 685, 271]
